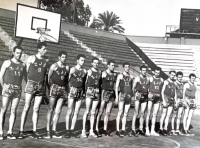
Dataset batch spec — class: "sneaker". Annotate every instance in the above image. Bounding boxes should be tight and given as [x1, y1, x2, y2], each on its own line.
[151, 131, 160, 136]
[18, 131, 25, 139]
[145, 129, 151, 137]
[52, 131, 62, 139]
[95, 130, 102, 137]
[89, 131, 98, 138]
[163, 129, 170, 136]
[121, 130, 127, 137]
[175, 130, 184, 136]
[71, 130, 80, 138]
[30, 131, 42, 139]
[80, 130, 87, 138]
[7, 133, 16, 140]
[102, 130, 113, 137]
[116, 131, 124, 138]
[187, 130, 194, 136]
[182, 130, 190, 136]
[0, 134, 3, 140]
[64, 130, 70, 138]
[138, 129, 145, 136]
[170, 130, 177, 136]
[44, 131, 51, 139]
[158, 129, 167, 136]
[129, 130, 138, 137]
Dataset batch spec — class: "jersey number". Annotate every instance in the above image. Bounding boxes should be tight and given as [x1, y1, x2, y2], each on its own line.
[14, 71, 20, 76]
[155, 86, 159, 90]
[61, 75, 64, 80]
[38, 68, 41, 73]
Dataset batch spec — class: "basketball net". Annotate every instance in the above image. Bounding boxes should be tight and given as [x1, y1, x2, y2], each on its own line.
[34, 27, 58, 42]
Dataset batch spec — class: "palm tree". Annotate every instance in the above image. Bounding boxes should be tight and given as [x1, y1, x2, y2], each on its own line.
[91, 11, 125, 33]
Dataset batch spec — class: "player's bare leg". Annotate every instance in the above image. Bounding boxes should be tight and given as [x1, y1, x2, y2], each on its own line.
[138, 102, 147, 135]
[103, 101, 113, 136]
[150, 103, 160, 136]
[66, 98, 75, 130]
[82, 97, 92, 137]
[70, 100, 82, 130]
[89, 100, 99, 137]
[116, 101, 125, 132]
[159, 107, 167, 136]
[32, 96, 43, 132]
[0, 97, 10, 135]
[145, 101, 153, 136]
[20, 93, 33, 132]
[122, 104, 130, 132]
[46, 97, 56, 132]
[163, 106, 173, 135]
[95, 100, 106, 133]
[175, 107, 184, 135]
[171, 109, 177, 135]
[130, 100, 139, 137]
[8, 97, 20, 134]
[186, 109, 195, 136]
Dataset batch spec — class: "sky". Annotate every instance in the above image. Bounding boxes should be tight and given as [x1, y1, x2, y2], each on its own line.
[0, 0, 200, 36]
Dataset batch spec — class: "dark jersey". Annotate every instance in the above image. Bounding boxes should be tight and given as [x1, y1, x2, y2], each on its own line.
[185, 82, 196, 98]
[119, 74, 132, 94]
[69, 67, 86, 88]
[135, 76, 148, 93]
[149, 77, 162, 94]
[86, 69, 101, 88]
[102, 71, 117, 91]
[175, 81, 183, 98]
[4, 60, 25, 85]
[27, 55, 48, 82]
[164, 79, 176, 97]
[51, 63, 68, 86]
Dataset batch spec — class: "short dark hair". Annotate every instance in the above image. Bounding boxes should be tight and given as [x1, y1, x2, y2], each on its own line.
[77, 54, 85, 60]
[176, 71, 183, 77]
[13, 46, 23, 52]
[189, 73, 196, 78]
[107, 59, 115, 65]
[122, 62, 130, 68]
[169, 70, 176, 74]
[140, 65, 147, 70]
[154, 66, 161, 71]
[37, 42, 47, 49]
[91, 57, 99, 63]
[59, 51, 67, 57]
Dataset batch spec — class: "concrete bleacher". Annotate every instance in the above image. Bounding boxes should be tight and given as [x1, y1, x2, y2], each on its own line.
[0, 16, 106, 70]
[136, 43, 198, 80]
[69, 30, 146, 73]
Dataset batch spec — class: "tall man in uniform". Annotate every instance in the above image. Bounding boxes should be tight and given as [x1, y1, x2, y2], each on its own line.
[65, 54, 87, 138]
[19, 42, 49, 139]
[81, 57, 101, 138]
[95, 59, 117, 137]
[171, 71, 185, 135]
[159, 71, 177, 136]
[129, 65, 149, 137]
[145, 67, 163, 136]
[45, 51, 69, 139]
[0, 46, 26, 140]
[115, 62, 134, 137]
[182, 73, 197, 136]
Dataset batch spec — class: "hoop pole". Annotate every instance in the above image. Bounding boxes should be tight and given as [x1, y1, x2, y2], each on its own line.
[17, 38, 24, 46]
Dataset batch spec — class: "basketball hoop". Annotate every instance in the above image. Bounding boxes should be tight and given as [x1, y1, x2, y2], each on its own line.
[34, 27, 58, 42]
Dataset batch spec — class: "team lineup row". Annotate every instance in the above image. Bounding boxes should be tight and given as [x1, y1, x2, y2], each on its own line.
[0, 42, 197, 140]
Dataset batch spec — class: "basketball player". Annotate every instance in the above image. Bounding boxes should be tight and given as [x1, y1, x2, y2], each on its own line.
[18, 42, 49, 139]
[95, 60, 117, 137]
[159, 71, 177, 136]
[81, 57, 101, 138]
[145, 67, 163, 136]
[182, 73, 197, 136]
[171, 71, 185, 135]
[65, 54, 87, 138]
[115, 62, 133, 137]
[129, 65, 149, 137]
[45, 51, 69, 139]
[0, 46, 26, 140]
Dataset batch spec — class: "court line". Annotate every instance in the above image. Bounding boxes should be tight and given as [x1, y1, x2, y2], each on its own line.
[161, 137, 181, 148]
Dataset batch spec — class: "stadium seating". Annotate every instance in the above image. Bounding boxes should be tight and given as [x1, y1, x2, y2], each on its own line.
[136, 43, 198, 80]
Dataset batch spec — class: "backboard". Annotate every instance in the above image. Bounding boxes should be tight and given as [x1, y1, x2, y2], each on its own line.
[15, 3, 61, 43]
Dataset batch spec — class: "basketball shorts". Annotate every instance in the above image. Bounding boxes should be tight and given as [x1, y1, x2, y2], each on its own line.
[135, 92, 148, 103]
[148, 92, 161, 104]
[68, 87, 84, 100]
[163, 95, 175, 108]
[186, 96, 196, 110]
[119, 92, 132, 104]
[2, 83, 21, 98]
[101, 90, 115, 102]
[86, 87, 100, 100]
[177, 98, 187, 109]
[49, 84, 66, 98]
[25, 80, 44, 96]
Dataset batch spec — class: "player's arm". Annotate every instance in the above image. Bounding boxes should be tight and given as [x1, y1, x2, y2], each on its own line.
[195, 84, 198, 106]
[183, 83, 189, 106]
[161, 80, 168, 106]
[68, 67, 76, 86]
[22, 63, 27, 83]
[148, 76, 153, 91]
[115, 74, 122, 104]
[132, 76, 139, 96]
[174, 89, 177, 106]
[0, 60, 10, 87]
[25, 55, 35, 72]
[48, 63, 56, 86]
